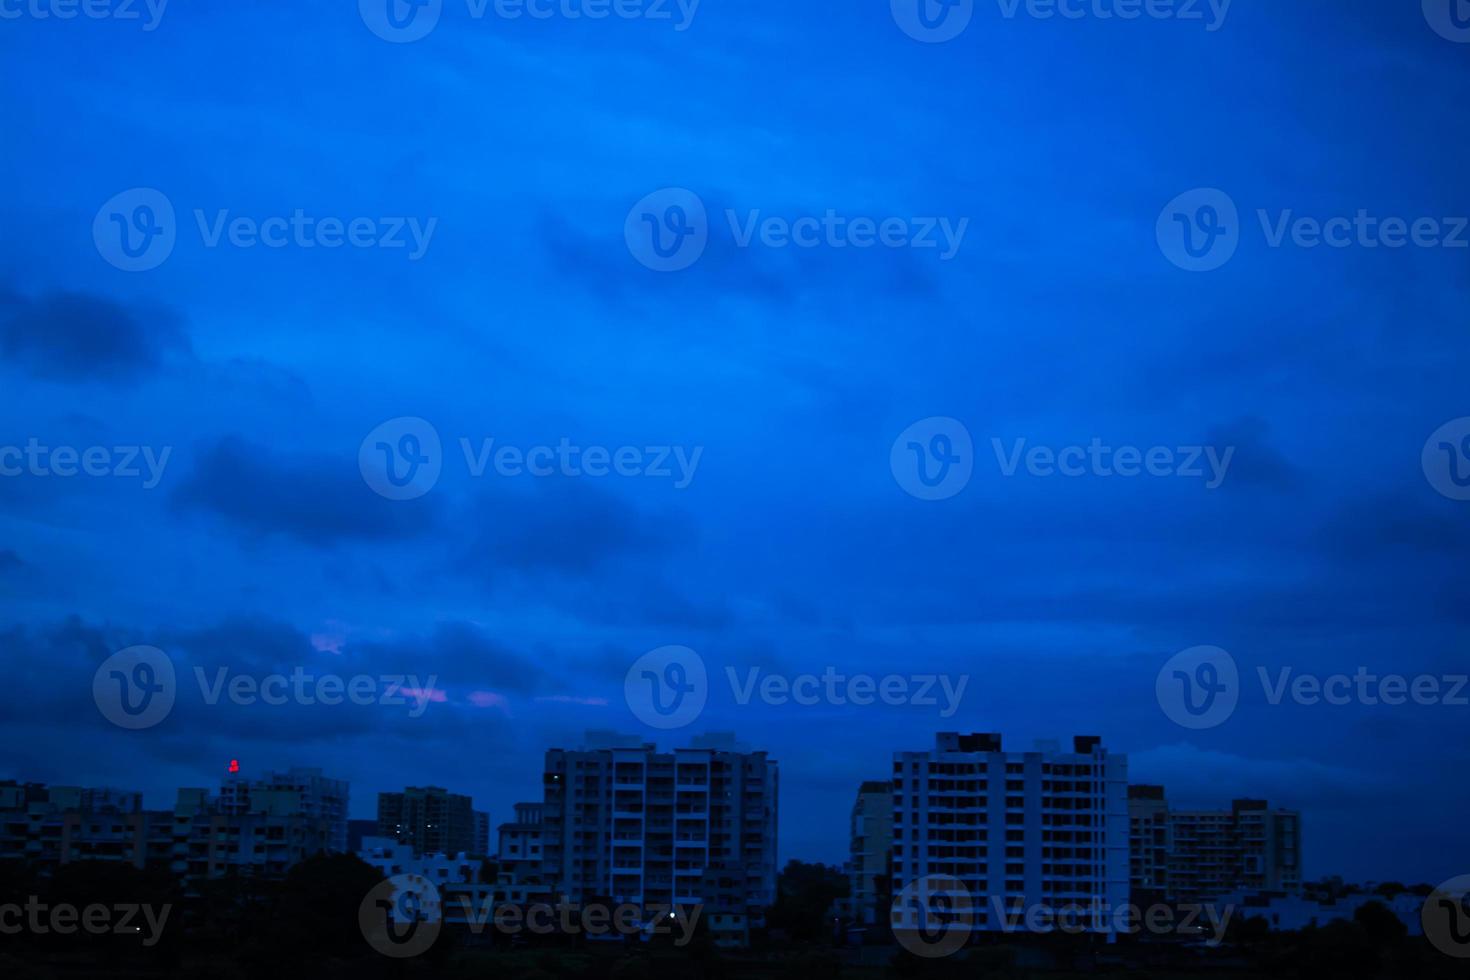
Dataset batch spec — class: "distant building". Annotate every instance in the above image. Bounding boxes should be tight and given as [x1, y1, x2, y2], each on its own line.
[541, 732, 778, 927]
[220, 766, 349, 855]
[497, 802, 544, 868]
[356, 835, 478, 888]
[1166, 798, 1302, 903]
[377, 786, 480, 858]
[473, 809, 490, 858]
[0, 769, 349, 880]
[846, 781, 894, 927]
[891, 733, 1130, 940]
[1126, 785, 1170, 903]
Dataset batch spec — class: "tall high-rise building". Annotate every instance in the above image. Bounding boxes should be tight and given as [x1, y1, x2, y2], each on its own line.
[376, 786, 479, 858]
[1166, 798, 1302, 903]
[847, 780, 894, 927]
[891, 733, 1130, 939]
[541, 732, 778, 923]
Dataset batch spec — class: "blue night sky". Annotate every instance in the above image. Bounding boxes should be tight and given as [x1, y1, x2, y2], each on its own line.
[1, 2, 1467, 885]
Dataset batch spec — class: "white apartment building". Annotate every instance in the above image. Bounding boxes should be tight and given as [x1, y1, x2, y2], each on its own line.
[357, 835, 479, 887]
[892, 733, 1130, 940]
[541, 732, 778, 924]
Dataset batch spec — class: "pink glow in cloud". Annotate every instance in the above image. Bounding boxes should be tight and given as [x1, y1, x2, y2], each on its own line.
[310, 632, 344, 654]
[467, 691, 511, 711]
[535, 695, 609, 707]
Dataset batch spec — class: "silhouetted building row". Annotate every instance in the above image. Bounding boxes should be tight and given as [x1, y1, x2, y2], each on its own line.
[0, 766, 347, 880]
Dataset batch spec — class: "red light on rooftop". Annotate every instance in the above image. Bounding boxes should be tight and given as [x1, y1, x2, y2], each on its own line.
[228, 759, 240, 774]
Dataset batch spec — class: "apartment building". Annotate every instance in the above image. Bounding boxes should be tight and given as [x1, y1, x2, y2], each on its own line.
[1126, 784, 1170, 902]
[541, 732, 778, 924]
[847, 780, 894, 927]
[0, 770, 349, 880]
[891, 733, 1130, 939]
[377, 786, 487, 858]
[497, 802, 544, 869]
[220, 767, 349, 855]
[1167, 797, 1302, 903]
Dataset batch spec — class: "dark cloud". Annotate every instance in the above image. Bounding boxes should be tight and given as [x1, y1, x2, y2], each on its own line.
[453, 479, 686, 581]
[1204, 416, 1301, 491]
[0, 289, 190, 382]
[172, 436, 440, 546]
[0, 549, 23, 572]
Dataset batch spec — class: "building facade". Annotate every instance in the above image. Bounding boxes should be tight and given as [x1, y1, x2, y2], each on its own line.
[847, 780, 894, 927]
[0, 769, 349, 881]
[891, 733, 1130, 939]
[497, 802, 544, 869]
[1166, 797, 1302, 903]
[540, 732, 778, 923]
[1126, 784, 1170, 902]
[376, 786, 486, 858]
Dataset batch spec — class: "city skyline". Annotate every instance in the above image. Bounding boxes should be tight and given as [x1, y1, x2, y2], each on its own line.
[3, 0, 1469, 906]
